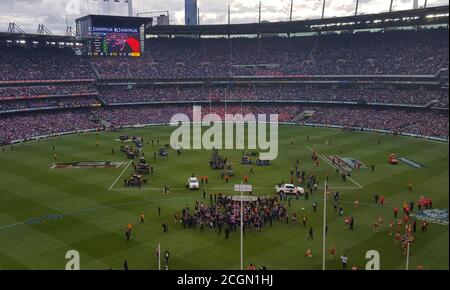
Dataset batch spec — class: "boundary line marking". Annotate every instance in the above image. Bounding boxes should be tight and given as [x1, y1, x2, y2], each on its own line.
[306, 145, 363, 189]
[0, 196, 199, 232]
[108, 160, 133, 191]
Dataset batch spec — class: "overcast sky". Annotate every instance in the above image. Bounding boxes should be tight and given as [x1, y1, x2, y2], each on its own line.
[0, 0, 447, 34]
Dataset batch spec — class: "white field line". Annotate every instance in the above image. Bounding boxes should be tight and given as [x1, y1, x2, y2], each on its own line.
[305, 146, 363, 189]
[108, 160, 133, 191]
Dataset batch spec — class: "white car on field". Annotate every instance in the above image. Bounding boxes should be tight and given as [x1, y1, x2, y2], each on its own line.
[275, 184, 305, 195]
[187, 177, 200, 190]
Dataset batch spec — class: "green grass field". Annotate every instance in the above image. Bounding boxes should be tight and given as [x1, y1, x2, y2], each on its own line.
[0, 125, 448, 270]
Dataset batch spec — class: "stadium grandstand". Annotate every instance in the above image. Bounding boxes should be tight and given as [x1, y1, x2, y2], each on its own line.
[0, 5, 448, 145]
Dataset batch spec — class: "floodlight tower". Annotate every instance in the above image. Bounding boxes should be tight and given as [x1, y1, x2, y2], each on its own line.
[128, 0, 133, 17]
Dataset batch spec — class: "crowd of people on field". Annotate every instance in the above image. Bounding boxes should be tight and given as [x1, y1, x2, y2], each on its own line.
[177, 195, 289, 236]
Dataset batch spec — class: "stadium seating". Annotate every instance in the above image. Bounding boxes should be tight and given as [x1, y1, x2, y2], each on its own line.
[1, 105, 448, 144]
[92, 29, 449, 79]
[98, 86, 448, 107]
[0, 28, 448, 145]
[0, 47, 92, 81]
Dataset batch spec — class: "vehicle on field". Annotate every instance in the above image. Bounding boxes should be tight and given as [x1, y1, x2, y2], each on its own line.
[225, 170, 234, 177]
[241, 156, 252, 165]
[275, 184, 305, 195]
[186, 177, 200, 190]
[136, 163, 150, 174]
[159, 148, 169, 157]
[256, 159, 271, 166]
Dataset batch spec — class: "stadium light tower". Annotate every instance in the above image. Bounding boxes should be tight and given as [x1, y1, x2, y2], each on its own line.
[289, 0, 294, 22]
[355, 0, 360, 16]
[127, 0, 133, 17]
[258, 1, 262, 23]
[389, 0, 394, 12]
[321, 0, 326, 19]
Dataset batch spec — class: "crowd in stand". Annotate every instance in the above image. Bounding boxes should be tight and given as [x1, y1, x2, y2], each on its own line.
[307, 107, 449, 139]
[99, 86, 448, 107]
[0, 96, 99, 112]
[0, 47, 92, 81]
[93, 29, 449, 79]
[1, 104, 448, 144]
[0, 84, 98, 100]
[0, 28, 448, 144]
[94, 104, 295, 128]
[0, 110, 97, 143]
[99, 87, 223, 104]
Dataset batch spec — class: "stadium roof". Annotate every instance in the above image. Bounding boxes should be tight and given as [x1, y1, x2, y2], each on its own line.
[0, 32, 83, 43]
[146, 5, 449, 36]
[75, 14, 153, 28]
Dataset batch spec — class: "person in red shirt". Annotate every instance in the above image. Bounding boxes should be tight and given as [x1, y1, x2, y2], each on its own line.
[405, 206, 410, 216]
[393, 207, 399, 218]
[247, 264, 257, 270]
[330, 245, 337, 260]
[394, 231, 401, 244]
[380, 195, 385, 205]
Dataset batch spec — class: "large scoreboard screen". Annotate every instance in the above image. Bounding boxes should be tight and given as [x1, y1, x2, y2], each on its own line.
[76, 15, 152, 57]
[91, 26, 141, 57]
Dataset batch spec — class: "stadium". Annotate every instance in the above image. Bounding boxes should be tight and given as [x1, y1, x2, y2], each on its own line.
[0, 0, 448, 272]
